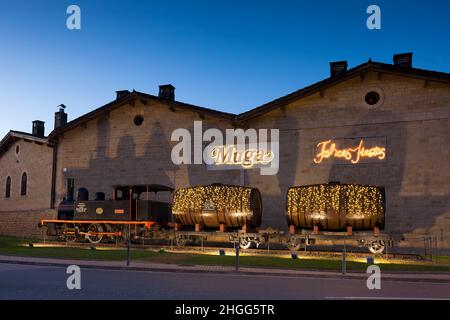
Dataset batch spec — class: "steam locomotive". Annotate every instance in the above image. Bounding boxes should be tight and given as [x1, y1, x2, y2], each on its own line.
[42, 184, 174, 243]
[40, 182, 390, 253]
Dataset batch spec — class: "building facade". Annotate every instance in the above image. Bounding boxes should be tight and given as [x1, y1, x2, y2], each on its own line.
[1, 53, 449, 250]
[0, 124, 54, 237]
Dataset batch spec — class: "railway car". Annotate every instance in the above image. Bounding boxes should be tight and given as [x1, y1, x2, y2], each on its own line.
[40, 184, 173, 243]
[171, 184, 262, 231]
[286, 182, 385, 231]
[285, 182, 390, 253]
[169, 184, 263, 248]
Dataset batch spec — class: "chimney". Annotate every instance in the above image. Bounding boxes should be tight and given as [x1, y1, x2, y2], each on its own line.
[116, 90, 130, 100]
[32, 120, 45, 137]
[330, 61, 348, 77]
[158, 84, 175, 101]
[393, 52, 413, 68]
[54, 105, 68, 129]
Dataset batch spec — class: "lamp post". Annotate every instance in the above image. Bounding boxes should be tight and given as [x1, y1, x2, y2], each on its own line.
[235, 234, 240, 272]
[342, 236, 347, 275]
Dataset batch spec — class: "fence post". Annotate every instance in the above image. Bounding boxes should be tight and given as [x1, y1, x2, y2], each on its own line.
[126, 239, 131, 266]
[423, 236, 427, 259]
[434, 235, 438, 263]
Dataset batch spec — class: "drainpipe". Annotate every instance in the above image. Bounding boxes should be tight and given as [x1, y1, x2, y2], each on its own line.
[50, 139, 58, 209]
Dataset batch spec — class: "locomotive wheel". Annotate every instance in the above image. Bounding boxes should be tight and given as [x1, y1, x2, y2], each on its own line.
[103, 224, 114, 241]
[175, 234, 188, 247]
[61, 224, 79, 242]
[368, 240, 386, 254]
[239, 237, 252, 249]
[86, 224, 104, 244]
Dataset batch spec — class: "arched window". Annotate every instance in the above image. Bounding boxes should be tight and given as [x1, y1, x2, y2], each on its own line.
[21, 172, 27, 196]
[5, 176, 11, 198]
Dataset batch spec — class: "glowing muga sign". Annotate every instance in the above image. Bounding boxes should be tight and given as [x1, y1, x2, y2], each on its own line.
[211, 145, 274, 169]
[314, 138, 386, 164]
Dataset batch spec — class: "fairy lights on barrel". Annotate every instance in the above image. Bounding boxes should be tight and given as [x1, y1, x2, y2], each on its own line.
[286, 183, 385, 231]
[172, 184, 262, 229]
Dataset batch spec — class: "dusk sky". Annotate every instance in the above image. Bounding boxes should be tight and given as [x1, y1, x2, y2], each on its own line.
[0, 0, 449, 137]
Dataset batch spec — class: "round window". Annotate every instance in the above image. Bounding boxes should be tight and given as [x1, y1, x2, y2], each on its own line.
[365, 91, 380, 106]
[134, 115, 144, 126]
[362, 87, 384, 109]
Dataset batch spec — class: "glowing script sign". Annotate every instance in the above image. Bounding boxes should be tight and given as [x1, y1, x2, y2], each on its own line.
[314, 137, 386, 164]
[211, 145, 274, 169]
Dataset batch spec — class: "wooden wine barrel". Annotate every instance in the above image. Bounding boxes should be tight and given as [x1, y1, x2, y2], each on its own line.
[172, 184, 262, 229]
[286, 183, 385, 231]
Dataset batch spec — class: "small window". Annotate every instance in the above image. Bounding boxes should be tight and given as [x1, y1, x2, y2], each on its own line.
[66, 178, 74, 201]
[15, 145, 20, 155]
[5, 176, 11, 198]
[362, 87, 385, 109]
[21, 172, 27, 196]
[134, 115, 144, 126]
[365, 91, 380, 106]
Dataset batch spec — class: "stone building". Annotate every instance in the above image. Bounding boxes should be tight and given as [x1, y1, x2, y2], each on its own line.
[0, 122, 54, 237]
[242, 54, 450, 249]
[1, 53, 449, 249]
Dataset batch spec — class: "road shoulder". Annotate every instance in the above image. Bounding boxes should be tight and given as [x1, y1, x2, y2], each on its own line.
[1, 254, 450, 283]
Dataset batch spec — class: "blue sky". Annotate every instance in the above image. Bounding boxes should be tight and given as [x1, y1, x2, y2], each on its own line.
[0, 0, 449, 137]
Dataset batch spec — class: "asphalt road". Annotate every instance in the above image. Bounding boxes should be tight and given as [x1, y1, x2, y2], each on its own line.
[0, 263, 449, 300]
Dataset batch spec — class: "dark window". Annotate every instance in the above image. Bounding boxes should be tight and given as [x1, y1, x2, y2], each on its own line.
[5, 176, 11, 198]
[21, 172, 27, 196]
[15, 145, 20, 155]
[66, 178, 74, 201]
[77, 188, 89, 201]
[134, 115, 144, 126]
[365, 91, 380, 106]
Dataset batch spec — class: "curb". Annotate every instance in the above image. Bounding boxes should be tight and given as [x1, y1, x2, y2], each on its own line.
[2, 258, 450, 283]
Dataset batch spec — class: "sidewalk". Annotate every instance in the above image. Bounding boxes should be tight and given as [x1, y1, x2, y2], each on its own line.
[1, 254, 450, 283]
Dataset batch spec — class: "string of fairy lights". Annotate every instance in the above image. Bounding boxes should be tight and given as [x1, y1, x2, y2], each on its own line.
[172, 185, 253, 215]
[172, 183, 384, 229]
[287, 184, 384, 223]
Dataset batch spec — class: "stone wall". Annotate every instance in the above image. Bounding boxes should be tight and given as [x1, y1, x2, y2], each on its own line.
[0, 209, 56, 239]
[0, 140, 53, 211]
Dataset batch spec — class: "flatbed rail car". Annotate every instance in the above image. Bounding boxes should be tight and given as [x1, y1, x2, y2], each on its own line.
[161, 228, 397, 254]
[163, 182, 396, 253]
[39, 184, 173, 243]
[283, 182, 394, 253]
[147, 182, 396, 254]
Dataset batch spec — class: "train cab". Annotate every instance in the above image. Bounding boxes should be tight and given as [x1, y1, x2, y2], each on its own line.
[72, 184, 173, 224]
[41, 184, 174, 243]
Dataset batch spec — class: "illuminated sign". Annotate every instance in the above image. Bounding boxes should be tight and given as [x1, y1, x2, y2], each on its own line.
[210, 145, 274, 169]
[75, 203, 87, 213]
[314, 138, 386, 164]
